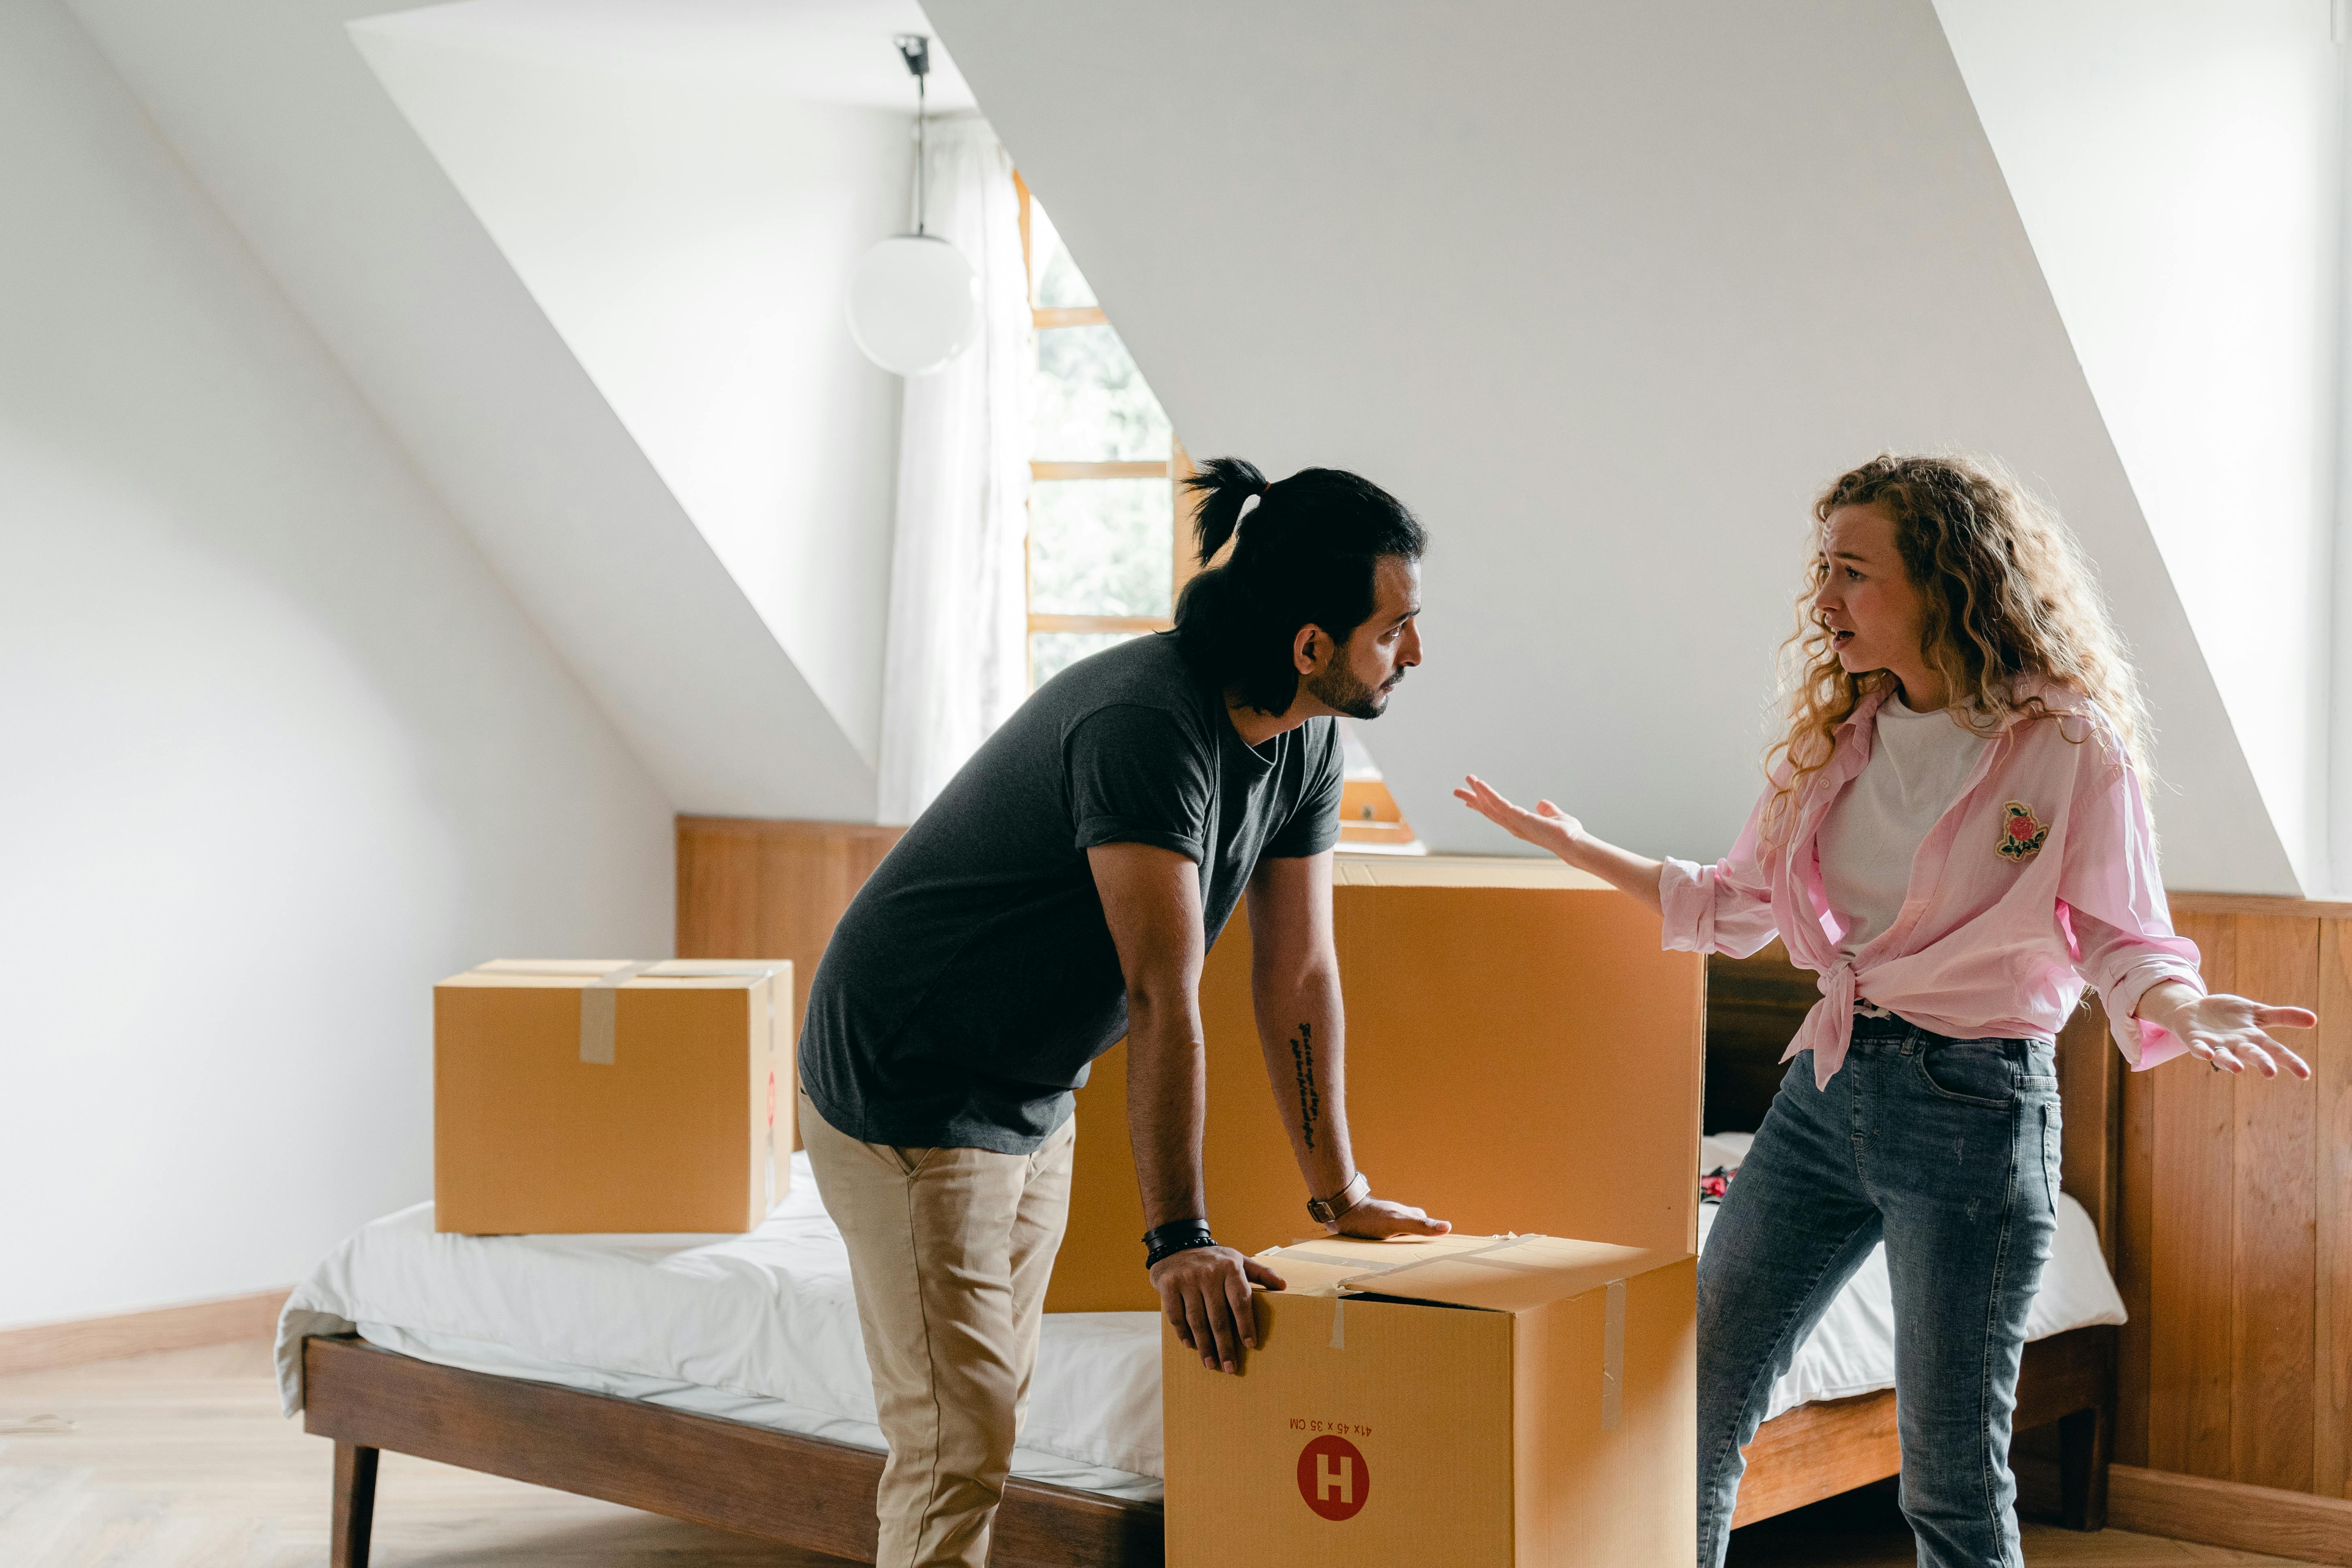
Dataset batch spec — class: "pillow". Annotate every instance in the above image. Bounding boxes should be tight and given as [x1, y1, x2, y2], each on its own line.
[1699, 1131, 1753, 1174]
[1700, 1130, 1754, 1203]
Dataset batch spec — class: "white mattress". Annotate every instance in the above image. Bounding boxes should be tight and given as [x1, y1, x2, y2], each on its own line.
[277, 1142, 2126, 1500]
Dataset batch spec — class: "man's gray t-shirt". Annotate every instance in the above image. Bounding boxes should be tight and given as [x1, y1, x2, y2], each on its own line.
[799, 633, 1344, 1154]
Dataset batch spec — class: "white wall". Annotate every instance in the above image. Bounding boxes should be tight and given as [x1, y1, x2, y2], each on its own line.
[1935, 0, 2346, 891]
[929, 0, 2296, 892]
[349, 18, 912, 764]
[0, 0, 674, 1329]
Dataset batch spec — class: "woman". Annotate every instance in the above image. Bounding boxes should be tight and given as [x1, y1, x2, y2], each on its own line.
[1457, 453, 2313, 1568]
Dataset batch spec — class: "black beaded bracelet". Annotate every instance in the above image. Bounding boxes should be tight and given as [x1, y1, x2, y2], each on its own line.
[1143, 1218, 1215, 1269]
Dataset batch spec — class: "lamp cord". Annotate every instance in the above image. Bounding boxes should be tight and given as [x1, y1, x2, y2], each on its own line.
[896, 33, 933, 237]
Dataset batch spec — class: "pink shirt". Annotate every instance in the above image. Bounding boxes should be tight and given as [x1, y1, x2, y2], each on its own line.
[1659, 684, 2204, 1087]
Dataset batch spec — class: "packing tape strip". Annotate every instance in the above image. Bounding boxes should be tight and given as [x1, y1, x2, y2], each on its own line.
[1602, 1277, 1626, 1431]
[577, 962, 661, 1064]
[1332, 1233, 1539, 1290]
[1329, 1296, 1346, 1350]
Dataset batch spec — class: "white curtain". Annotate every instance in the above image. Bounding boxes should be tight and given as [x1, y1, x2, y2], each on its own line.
[875, 115, 1032, 825]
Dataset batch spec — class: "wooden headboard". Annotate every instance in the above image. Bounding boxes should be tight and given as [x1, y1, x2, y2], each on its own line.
[1704, 942, 2124, 1263]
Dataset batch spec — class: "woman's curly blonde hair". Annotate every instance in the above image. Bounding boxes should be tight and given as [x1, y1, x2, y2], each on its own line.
[1763, 452, 2151, 841]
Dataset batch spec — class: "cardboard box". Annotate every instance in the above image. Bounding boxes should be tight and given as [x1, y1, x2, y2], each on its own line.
[434, 959, 792, 1234]
[1164, 1232, 1696, 1567]
[1047, 856, 1704, 1312]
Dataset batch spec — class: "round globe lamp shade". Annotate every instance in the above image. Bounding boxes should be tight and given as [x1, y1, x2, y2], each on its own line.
[848, 234, 981, 376]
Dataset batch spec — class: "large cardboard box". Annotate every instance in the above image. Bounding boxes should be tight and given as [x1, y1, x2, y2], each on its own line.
[1047, 856, 1704, 1312]
[1165, 1232, 1696, 1567]
[434, 959, 792, 1234]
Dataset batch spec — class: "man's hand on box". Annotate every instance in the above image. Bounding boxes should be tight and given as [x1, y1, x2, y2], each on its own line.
[1334, 1196, 1451, 1241]
[1152, 1246, 1285, 1375]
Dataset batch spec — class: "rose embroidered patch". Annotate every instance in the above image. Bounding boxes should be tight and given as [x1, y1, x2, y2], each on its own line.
[1998, 800, 2049, 862]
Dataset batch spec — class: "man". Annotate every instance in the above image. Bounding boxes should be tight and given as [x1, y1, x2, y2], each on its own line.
[797, 456, 1447, 1568]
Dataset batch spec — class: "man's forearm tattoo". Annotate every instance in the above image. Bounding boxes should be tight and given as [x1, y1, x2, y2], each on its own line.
[1289, 1021, 1321, 1150]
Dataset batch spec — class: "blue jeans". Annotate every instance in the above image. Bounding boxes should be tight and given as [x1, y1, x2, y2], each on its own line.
[1697, 1012, 2061, 1568]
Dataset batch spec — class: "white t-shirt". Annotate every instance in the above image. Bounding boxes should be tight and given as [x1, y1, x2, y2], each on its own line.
[1818, 697, 1990, 956]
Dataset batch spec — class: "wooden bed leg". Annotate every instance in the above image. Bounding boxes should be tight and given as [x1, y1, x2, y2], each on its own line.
[333, 1441, 380, 1568]
[2056, 1404, 2110, 1532]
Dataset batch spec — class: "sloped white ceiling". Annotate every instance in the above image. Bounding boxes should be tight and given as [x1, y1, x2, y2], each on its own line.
[67, 0, 879, 822]
[926, 0, 2298, 893]
[348, 7, 921, 772]
[1935, 0, 2344, 893]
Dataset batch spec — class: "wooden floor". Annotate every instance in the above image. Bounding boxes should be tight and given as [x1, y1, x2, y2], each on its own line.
[1728, 1478, 2319, 1567]
[0, 1341, 2327, 1567]
[0, 1341, 828, 1566]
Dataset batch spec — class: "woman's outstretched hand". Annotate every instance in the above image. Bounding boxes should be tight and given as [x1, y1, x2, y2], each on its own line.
[2137, 982, 2316, 1078]
[1455, 774, 1584, 858]
[1455, 774, 1665, 912]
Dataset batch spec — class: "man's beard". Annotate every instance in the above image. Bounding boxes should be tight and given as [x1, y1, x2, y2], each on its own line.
[1306, 662, 1397, 720]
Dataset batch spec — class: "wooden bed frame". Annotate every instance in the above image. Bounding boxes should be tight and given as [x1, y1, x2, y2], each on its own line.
[305, 943, 2118, 1565]
[301, 1335, 1158, 1567]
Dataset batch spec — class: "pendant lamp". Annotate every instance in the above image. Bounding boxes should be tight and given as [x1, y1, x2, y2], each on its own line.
[847, 35, 981, 377]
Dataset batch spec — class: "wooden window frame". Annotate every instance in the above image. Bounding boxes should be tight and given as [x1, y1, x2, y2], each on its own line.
[1015, 173, 1197, 684]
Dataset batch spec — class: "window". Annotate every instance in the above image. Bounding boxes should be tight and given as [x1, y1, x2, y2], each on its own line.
[1013, 177, 1419, 852]
[1015, 177, 1192, 688]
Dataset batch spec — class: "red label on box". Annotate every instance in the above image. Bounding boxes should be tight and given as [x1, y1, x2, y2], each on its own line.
[1297, 1435, 1369, 1521]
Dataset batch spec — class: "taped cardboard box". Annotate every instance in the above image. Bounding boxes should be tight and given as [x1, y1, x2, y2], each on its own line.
[434, 959, 792, 1235]
[1165, 1232, 1695, 1568]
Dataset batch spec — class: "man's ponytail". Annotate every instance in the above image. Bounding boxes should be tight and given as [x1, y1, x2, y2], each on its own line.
[1185, 455, 1270, 566]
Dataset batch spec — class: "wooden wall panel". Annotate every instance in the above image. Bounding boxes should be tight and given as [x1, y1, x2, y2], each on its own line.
[2227, 916, 2318, 1494]
[674, 816, 903, 1040]
[2114, 897, 2350, 1519]
[2147, 912, 2238, 1478]
[2320, 922, 2352, 1500]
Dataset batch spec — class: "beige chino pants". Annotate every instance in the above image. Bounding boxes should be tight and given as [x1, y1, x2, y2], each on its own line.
[798, 1088, 1076, 1568]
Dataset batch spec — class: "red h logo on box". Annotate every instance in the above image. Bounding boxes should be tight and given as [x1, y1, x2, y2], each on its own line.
[1296, 1435, 1370, 1521]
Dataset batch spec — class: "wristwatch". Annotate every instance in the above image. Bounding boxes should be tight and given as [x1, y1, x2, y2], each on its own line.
[1307, 1171, 1371, 1228]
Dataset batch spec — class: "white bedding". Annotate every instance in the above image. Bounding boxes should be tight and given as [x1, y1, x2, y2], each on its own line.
[277, 1141, 2126, 1499]
[275, 1152, 1164, 1500]
[1698, 1131, 2128, 1418]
